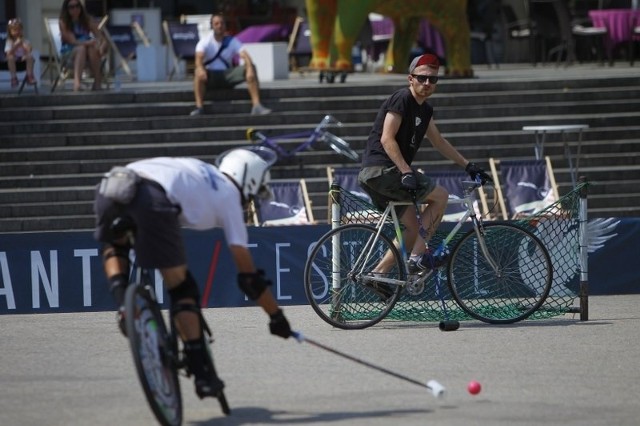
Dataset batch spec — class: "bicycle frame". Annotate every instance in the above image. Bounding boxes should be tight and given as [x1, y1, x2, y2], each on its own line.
[339, 180, 495, 290]
[250, 115, 344, 158]
[307, 178, 553, 328]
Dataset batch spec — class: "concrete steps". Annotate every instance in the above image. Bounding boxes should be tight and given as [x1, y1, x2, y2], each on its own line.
[1, 69, 639, 232]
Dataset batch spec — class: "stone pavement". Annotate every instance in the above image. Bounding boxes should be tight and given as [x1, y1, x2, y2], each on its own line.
[1, 294, 639, 425]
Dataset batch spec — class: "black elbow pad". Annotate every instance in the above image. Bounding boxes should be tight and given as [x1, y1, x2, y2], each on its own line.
[237, 270, 271, 300]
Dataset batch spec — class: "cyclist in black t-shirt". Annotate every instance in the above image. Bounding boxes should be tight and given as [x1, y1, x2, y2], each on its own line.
[359, 53, 491, 282]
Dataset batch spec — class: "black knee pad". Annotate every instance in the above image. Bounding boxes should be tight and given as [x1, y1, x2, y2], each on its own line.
[168, 271, 200, 310]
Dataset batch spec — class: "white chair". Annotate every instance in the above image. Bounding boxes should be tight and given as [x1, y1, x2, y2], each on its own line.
[180, 14, 212, 42]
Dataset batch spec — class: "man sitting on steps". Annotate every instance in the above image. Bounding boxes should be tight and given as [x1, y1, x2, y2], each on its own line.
[190, 13, 271, 116]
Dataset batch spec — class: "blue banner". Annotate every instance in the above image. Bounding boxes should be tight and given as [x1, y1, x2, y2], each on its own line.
[0, 219, 637, 314]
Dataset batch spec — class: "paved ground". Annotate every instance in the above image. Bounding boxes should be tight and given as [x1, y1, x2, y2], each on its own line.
[1, 294, 639, 426]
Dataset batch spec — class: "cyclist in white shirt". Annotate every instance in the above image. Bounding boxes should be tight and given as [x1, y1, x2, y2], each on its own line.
[93, 147, 291, 399]
[190, 13, 271, 116]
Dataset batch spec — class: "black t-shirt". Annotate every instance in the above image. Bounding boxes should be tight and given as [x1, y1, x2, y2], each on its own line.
[361, 87, 434, 168]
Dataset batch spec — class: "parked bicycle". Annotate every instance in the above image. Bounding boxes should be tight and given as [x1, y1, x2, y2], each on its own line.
[246, 115, 359, 162]
[112, 217, 230, 426]
[303, 178, 553, 330]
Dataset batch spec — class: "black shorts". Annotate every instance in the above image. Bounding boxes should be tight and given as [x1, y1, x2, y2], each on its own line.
[358, 165, 436, 213]
[94, 179, 185, 269]
[206, 65, 248, 89]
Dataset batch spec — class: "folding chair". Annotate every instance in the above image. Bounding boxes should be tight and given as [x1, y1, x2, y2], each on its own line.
[101, 24, 137, 78]
[366, 13, 393, 69]
[0, 22, 38, 94]
[253, 179, 315, 226]
[489, 156, 559, 220]
[287, 17, 311, 72]
[180, 14, 212, 42]
[424, 170, 476, 222]
[326, 166, 382, 224]
[163, 21, 199, 80]
[327, 166, 372, 204]
[43, 17, 108, 92]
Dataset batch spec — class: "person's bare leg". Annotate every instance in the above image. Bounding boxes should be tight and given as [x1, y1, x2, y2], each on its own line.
[87, 46, 102, 89]
[25, 54, 34, 77]
[245, 67, 261, 106]
[410, 186, 448, 257]
[372, 186, 448, 274]
[7, 56, 17, 85]
[193, 73, 207, 109]
[73, 47, 87, 91]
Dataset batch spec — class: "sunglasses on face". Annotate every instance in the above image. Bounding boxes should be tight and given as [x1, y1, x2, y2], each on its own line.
[411, 74, 439, 84]
[68, 3, 81, 9]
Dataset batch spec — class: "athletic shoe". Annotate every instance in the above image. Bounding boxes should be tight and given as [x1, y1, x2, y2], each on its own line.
[407, 248, 449, 274]
[361, 273, 395, 301]
[189, 107, 204, 116]
[250, 104, 271, 115]
[116, 306, 127, 337]
[195, 375, 225, 399]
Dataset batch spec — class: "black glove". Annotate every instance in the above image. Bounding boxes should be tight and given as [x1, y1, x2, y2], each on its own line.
[269, 309, 292, 339]
[465, 162, 492, 184]
[400, 172, 418, 190]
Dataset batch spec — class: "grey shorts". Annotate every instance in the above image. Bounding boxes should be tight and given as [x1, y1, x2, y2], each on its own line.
[93, 179, 186, 269]
[358, 165, 436, 213]
[206, 65, 249, 89]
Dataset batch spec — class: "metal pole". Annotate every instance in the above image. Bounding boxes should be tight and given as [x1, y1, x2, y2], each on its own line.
[578, 176, 589, 321]
[330, 183, 342, 296]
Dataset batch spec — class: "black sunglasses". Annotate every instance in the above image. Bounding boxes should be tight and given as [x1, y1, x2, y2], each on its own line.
[411, 74, 439, 84]
[68, 3, 81, 9]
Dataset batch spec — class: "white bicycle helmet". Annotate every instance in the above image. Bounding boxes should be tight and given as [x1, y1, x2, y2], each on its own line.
[216, 147, 277, 200]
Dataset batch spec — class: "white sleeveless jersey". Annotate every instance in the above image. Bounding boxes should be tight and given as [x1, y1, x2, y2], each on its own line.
[127, 157, 248, 246]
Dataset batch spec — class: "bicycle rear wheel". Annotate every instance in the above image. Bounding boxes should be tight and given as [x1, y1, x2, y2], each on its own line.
[448, 222, 553, 324]
[304, 224, 404, 329]
[322, 132, 359, 162]
[125, 283, 182, 426]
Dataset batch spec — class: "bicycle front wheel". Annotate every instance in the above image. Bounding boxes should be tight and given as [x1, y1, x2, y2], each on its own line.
[304, 224, 404, 329]
[448, 222, 553, 324]
[125, 283, 182, 426]
[322, 132, 359, 162]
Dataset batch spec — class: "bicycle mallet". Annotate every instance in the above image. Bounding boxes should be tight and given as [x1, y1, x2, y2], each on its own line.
[292, 331, 445, 398]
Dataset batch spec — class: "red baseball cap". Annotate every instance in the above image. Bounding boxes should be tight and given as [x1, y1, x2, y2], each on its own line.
[408, 54, 440, 73]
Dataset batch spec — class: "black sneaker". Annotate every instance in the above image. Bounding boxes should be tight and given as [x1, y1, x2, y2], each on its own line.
[361, 274, 395, 301]
[408, 248, 449, 274]
[189, 107, 204, 116]
[116, 306, 127, 337]
[195, 375, 225, 399]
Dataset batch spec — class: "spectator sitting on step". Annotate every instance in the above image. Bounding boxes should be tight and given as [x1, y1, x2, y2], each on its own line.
[59, 0, 106, 91]
[190, 13, 271, 116]
[4, 18, 36, 88]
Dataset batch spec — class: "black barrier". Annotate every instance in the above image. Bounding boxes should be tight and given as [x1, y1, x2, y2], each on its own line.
[0, 219, 637, 314]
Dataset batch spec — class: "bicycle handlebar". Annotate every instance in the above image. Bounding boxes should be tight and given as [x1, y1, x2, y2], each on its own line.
[318, 114, 342, 129]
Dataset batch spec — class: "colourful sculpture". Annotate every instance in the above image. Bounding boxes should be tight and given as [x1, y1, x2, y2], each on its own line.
[304, 0, 473, 77]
